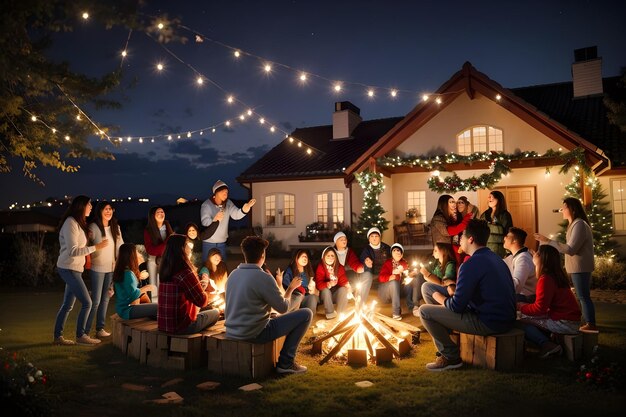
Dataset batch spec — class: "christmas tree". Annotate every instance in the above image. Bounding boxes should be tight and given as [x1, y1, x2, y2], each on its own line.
[355, 170, 389, 237]
[558, 166, 617, 257]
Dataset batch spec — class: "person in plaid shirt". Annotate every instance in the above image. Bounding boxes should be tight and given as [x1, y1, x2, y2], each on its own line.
[157, 234, 219, 334]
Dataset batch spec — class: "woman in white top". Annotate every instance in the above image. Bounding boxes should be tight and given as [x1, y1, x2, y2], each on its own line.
[86, 201, 124, 338]
[53, 196, 109, 346]
[534, 197, 596, 332]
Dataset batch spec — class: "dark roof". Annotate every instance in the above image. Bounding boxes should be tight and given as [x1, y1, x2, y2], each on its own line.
[511, 77, 626, 167]
[238, 117, 403, 181]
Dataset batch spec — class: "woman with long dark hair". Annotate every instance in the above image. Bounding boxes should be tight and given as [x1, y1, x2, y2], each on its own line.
[157, 234, 219, 334]
[143, 206, 174, 302]
[85, 201, 124, 338]
[517, 245, 581, 358]
[199, 247, 229, 311]
[282, 249, 318, 312]
[420, 242, 458, 304]
[479, 190, 513, 257]
[112, 243, 157, 320]
[534, 197, 596, 332]
[315, 246, 349, 319]
[53, 195, 109, 345]
[184, 222, 203, 268]
[430, 194, 474, 260]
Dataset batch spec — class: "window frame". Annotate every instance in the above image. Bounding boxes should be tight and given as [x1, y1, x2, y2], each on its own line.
[456, 125, 504, 155]
[315, 191, 345, 230]
[264, 193, 296, 228]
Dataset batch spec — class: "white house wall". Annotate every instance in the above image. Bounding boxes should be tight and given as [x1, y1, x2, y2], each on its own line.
[396, 92, 566, 156]
[249, 178, 349, 246]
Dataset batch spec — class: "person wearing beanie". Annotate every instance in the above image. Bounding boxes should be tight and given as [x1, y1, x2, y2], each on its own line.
[314, 246, 349, 319]
[359, 227, 391, 303]
[378, 243, 420, 320]
[333, 231, 364, 292]
[200, 180, 256, 262]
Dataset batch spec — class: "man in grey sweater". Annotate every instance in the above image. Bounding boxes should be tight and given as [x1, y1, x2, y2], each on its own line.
[225, 236, 313, 374]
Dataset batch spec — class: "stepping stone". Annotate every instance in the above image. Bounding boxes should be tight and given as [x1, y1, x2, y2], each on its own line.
[355, 381, 374, 388]
[161, 378, 184, 387]
[196, 381, 221, 391]
[122, 383, 150, 392]
[239, 383, 263, 392]
[144, 391, 184, 405]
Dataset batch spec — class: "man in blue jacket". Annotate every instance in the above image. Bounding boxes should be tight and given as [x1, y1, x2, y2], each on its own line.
[418, 219, 516, 371]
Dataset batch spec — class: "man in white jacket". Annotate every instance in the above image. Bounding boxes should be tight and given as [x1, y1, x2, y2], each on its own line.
[503, 227, 537, 302]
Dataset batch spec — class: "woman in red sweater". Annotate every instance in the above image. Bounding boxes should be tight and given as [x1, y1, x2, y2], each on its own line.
[143, 206, 174, 301]
[315, 247, 349, 320]
[517, 245, 581, 359]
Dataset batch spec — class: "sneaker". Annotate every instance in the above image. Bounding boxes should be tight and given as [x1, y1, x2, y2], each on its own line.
[76, 335, 101, 346]
[539, 341, 562, 359]
[579, 323, 599, 333]
[426, 355, 463, 371]
[96, 329, 111, 338]
[53, 336, 76, 346]
[392, 314, 403, 321]
[276, 363, 308, 374]
[326, 311, 337, 320]
[412, 306, 420, 317]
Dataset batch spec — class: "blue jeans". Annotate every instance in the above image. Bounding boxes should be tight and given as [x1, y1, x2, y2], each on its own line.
[571, 272, 595, 325]
[128, 303, 158, 320]
[54, 268, 92, 339]
[422, 281, 449, 305]
[251, 309, 313, 368]
[202, 241, 227, 262]
[516, 321, 550, 346]
[356, 271, 374, 302]
[86, 271, 113, 333]
[179, 309, 220, 334]
[320, 286, 348, 315]
[379, 280, 401, 315]
[147, 255, 159, 302]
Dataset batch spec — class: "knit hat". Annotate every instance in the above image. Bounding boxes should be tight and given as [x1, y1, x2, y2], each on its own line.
[212, 180, 229, 195]
[333, 231, 346, 244]
[391, 243, 404, 254]
[367, 227, 381, 238]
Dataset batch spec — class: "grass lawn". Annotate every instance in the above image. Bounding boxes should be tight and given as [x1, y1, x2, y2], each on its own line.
[1, 288, 625, 417]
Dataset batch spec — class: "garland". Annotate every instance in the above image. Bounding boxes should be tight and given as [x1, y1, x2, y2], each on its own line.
[377, 148, 586, 193]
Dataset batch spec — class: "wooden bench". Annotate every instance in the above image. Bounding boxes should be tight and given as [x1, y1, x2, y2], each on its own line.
[206, 333, 285, 379]
[459, 328, 525, 371]
[556, 331, 598, 361]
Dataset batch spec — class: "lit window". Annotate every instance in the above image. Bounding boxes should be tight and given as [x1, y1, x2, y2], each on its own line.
[265, 194, 295, 227]
[316, 192, 344, 230]
[407, 191, 427, 223]
[457, 125, 503, 155]
[611, 179, 626, 231]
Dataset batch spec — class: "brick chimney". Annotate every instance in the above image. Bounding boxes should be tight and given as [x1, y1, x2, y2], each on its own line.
[332, 101, 362, 140]
[572, 46, 603, 98]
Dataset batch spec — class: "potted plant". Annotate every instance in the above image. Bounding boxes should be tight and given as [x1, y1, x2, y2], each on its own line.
[406, 208, 419, 224]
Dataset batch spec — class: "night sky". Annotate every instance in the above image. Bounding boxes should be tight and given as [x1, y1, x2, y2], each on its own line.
[2, 0, 625, 209]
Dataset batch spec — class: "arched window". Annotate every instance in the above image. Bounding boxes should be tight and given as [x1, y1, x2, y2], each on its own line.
[457, 126, 503, 155]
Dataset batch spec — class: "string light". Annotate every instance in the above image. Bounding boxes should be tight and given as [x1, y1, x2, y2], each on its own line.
[390, 89, 397, 98]
[234, 50, 240, 58]
[367, 89, 375, 98]
[157, 22, 164, 30]
[299, 73, 307, 82]
[196, 76, 204, 85]
[156, 63, 164, 71]
[121, 50, 127, 57]
[334, 83, 342, 92]
[82, 12, 89, 20]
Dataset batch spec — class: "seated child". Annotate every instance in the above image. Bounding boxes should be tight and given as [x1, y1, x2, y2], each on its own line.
[113, 243, 158, 320]
[378, 243, 420, 320]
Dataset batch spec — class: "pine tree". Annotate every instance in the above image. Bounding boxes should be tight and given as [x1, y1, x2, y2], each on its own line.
[0, 0, 184, 183]
[558, 168, 617, 257]
[355, 170, 389, 237]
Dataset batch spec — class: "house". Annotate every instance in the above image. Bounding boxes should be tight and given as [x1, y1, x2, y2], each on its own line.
[238, 47, 626, 256]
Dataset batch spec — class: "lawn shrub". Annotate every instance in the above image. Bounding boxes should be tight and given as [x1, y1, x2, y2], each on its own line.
[0, 234, 58, 287]
[592, 256, 626, 289]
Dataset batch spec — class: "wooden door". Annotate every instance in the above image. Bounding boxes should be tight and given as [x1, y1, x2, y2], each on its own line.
[477, 186, 537, 244]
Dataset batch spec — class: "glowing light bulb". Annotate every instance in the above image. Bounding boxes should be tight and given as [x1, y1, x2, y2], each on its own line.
[156, 63, 164, 71]
[225, 121, 231, 127]
[121, 50, 127, 57]
[31, 115, 37, 121]
[239, 114, 245, 121]
[167, 135, 172, 140]
[157, 22, 164, 30]
[367, 89, 374, 97]
[299, 72, 307, 81]
[435, 97, 442, 104]
[227, 95, 234, 103]
[212, 128, 216, 133]
[495, 94, 502, 101]
[422, 94, 429, 101]
[334, 83, 342, 92]
[64, 135, 70, 141]
[270, 126, 275, 132]
[234, 50, 240, 58]
[264, 64, 272, 72]
[127, 137, 131, 142]
[51, 128, 56, 133]
[307, 148, 312, 155]
[76, 114, 81, 120]
[247, 109, 252, 116]
[259, 118, 265, 124]
[289, 137, 294, 142]
[187, 132, 191, 138]
[196, 77, 203, 85]
[139, 138, 143, 143]
[82, 12, 89, 20]
[390, 89, 397, 97]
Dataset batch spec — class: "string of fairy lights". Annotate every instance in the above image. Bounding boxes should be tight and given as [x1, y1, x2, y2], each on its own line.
[22, 9, 458, 158]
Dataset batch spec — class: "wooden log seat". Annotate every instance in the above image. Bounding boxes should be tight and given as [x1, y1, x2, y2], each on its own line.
[459, 328, 525, 371]
[206, 333, 285, 379]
